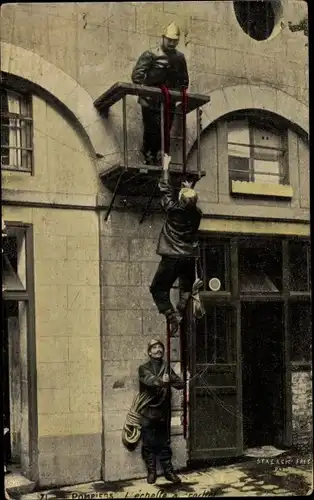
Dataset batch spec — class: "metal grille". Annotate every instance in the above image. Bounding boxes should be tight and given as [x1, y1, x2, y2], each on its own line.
[1, 88, 33, 173]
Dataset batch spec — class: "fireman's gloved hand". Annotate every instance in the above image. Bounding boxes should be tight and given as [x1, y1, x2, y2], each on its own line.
[182, 180, 193, 188]
[163, 154, 171, 171]
[162, 373, 170, 384]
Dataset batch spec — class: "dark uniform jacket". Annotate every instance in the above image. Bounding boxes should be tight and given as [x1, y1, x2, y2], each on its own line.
[139, 359, 184, 421]
[131, 45, 189, 108]
[157, 179, 202, 258]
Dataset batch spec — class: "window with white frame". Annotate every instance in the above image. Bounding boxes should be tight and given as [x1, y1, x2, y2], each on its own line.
[228, 118, 288, 185]
[1, 88, 33, 173]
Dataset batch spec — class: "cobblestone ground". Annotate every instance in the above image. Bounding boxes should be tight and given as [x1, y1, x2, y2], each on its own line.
[16, 453, 313, 499]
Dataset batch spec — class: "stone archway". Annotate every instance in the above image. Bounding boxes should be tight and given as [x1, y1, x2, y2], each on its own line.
[186, 84, 309, 155]
[1, 41, 120, 165]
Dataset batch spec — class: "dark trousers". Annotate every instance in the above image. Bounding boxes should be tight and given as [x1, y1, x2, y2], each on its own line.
[141, 106, 175, 158]
[3, 429, 10, 465]
[141, 417, 172, 470]
[150, 256, 195, 315]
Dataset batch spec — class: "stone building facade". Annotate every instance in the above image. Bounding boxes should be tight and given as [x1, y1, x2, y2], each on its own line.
[1, 0, 311, 490]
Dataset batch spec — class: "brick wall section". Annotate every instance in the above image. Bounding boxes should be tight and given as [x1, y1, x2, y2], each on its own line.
[100, 211, 186, 482]
[291, 370, 313, 451]
[1, 1, 308, 101]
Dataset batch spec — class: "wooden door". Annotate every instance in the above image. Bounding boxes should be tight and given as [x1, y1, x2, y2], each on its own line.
[187, 301, 243, 460]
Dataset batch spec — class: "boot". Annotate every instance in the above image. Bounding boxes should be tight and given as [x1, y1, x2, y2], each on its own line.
[155, 151, 162, 166]
[145, 153, 155, 166]
[141, 148, 155, 166]
[145, 455, 157, 484]
[165, 310, 182, 336]
[162, 461, 181, 484]
[176, 292, 190, 314]
[147, 470, 157, 484]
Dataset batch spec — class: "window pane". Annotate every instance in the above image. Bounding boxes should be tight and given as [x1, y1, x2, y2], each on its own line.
[239, 241, 282, 292]
[252, 127, 281, 149]
[1, 89, 32, 172]
[228, 121, 250, 158]
[289, 242, 310, 291]
[227, 119, 287, 186]
[251, 127, 284, 184]
[229, 155, 250, 182]
[290, 302, 312, 363]
[216, 306, 235, 363]
[2, 254, 25, 291]
[228, 144, 250, 158]
[195, 315, 207, 364]
[253, 146, 279, 162]
[195, 305, 236, 364]
[203, 244, 228, 291]
[3, 231, 27, 290]
[1, 90, 10, 165]
[203, 305, 235, 364]
[8, 91, 22, 114]
[253, 159, 280, 184]
[228, 120, 249, 143]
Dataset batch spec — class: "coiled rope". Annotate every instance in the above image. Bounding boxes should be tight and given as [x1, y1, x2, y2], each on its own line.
[122, 388, 167, 450]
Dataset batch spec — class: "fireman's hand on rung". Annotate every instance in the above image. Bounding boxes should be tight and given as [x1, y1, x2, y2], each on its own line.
[162, 373, 170, 384]
[163, 154, 171, 170]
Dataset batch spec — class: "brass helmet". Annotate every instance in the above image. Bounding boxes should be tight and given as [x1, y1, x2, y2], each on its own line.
[163, 21, 180, 40]
[147, 338, 165, 353]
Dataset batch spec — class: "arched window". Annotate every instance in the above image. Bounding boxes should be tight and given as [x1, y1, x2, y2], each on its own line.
[228, 117, 288, 185]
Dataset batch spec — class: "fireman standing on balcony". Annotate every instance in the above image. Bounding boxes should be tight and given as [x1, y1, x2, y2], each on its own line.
[131, 22, 189, 166]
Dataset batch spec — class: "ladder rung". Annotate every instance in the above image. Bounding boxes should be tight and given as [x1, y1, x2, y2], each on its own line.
[170, 135, 184, 140]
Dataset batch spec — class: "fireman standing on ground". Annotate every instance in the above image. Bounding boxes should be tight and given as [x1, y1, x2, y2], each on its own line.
[138, 339, 184, 484]
[131, 22, 189, 166]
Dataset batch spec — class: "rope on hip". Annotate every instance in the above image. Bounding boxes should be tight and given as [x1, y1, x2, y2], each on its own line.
[122, 389, 167, 450]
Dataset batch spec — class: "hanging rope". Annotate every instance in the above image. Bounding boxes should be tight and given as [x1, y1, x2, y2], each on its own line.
[181, 309, 188, 439]
[192, 259, 205, 319]
[181, 87, 188, 175]
[160, 85, 171, 155]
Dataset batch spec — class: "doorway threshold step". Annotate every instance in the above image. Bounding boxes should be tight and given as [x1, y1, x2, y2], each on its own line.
[5, 472, 36, 496]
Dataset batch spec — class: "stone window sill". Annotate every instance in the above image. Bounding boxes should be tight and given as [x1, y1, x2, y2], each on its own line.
[231, 180, 293, 198]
